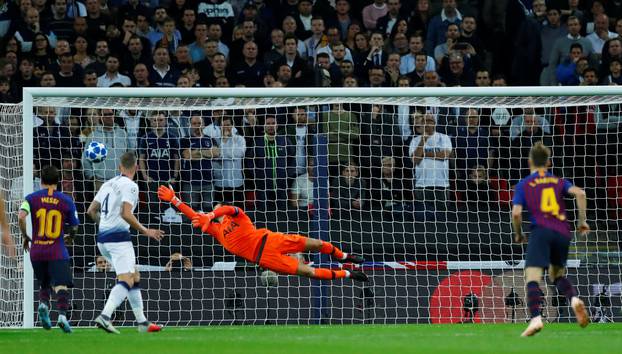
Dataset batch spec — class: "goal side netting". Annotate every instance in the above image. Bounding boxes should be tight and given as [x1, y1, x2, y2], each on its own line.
[3, 87, 620, 327]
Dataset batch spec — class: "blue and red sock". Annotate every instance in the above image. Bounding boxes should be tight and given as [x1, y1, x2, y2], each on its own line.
[554, 277, 577, 300]
[526, 281, 543, 318]
[55, 289, 70, 316]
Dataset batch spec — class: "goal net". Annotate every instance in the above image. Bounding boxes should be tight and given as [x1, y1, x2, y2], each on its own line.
[4, 87, 621, 327]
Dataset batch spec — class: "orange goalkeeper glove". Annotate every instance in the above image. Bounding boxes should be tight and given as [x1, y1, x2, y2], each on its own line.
[192, 212, 215, 232]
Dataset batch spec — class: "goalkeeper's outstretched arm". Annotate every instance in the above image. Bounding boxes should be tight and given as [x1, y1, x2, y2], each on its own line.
[157, 185, 198, 219]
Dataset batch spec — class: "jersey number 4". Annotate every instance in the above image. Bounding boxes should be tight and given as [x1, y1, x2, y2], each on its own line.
[35, 209, 62, 239]
[102, 194, 110, 217]
[540, 187, 561, 218]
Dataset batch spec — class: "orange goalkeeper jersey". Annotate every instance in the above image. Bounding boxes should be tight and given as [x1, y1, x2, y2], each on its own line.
[205, 207, 268, 262]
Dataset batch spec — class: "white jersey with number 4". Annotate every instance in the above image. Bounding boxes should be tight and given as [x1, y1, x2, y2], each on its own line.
[94, 175, 138, 243]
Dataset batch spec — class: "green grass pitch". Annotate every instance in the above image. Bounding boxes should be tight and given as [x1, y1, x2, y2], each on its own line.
[2, 323, 621, 354]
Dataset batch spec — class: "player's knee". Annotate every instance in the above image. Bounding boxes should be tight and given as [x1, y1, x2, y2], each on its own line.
[305, 238, 322, 251]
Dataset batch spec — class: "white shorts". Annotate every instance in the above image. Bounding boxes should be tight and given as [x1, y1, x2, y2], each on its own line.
[97, 241, 136, 275]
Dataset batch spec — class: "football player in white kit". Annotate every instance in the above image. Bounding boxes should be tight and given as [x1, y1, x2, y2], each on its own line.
[87, 152, 164, 333]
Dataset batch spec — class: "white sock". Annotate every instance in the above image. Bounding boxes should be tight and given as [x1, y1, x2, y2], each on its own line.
[102, 283, 129, 318]
[127, 288, 147, 323]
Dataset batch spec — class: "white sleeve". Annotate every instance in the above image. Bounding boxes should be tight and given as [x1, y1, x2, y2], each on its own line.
[93, 187, 104, 203]
[120, 182, 139, 207]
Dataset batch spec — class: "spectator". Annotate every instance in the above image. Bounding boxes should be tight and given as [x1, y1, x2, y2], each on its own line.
[463, 165, 494, 207]
[188, 23, 208, 63]
[231, 41, 266, 87]
[97, 54, 131, 87]
[376, 0, 403, 36]
[586, 14, 616, 56]
[331, 161, 365, 213]
[343, 74, 358, 87]
[12, 57, 38, 101]
[359, 104, 401, 179]
[180, 115, 219, 212]
[454, 108, 489, 178]
[367, 65, 387, 87]
[271, 34, 312, 87]
[434, 23, 461, 64]
[118, 109, 144, 151]
[120, 35, 151, 76]
[335, 0, 354, 40]
[540, 7, 567, 82]
[304, 17, 328, 64]
[82, 109, 128, 192]
[286, 107, 315, 177]
[407, 0, 432, 37]
[385, 52, 402, 86]
[53, 52, 81, 87]
[317, 29, 354, 64]
[46, 0, 73, 41]
[474, 69, 491, 86]
[73, 35, 95, 69]
[580, 67, 599, 85]
[600, 38, 622, 79]
[132, 63, 151, 87]
[149, 46, 180, 87]
[556, 44, 585, 86]
[369, 156, 413, 217]
[15, 8, 57, 52]
[586, 0, 606, 34]
[390, 30, 409, 55]
[84, 0, 112, 34]
[281, 15, 308, 57]
[547, 16, 593, 85]
[179, 8, 197, 45]
[264, 28, 285, 68]
[604, 58, 622, 85]
[458, 15, 485, 60]
[415, 70, 444, 87]
[509, 108, 552, 140]
[290, 157, 315, 210]
[197, 0, 234, 41]
[409, 113, 453, 212]
[362, 0, 388, 31]
[139, 111, 181, 216]
[426, 0, 462, 55]
[95, 255, 112, 272]
[294, 0, 314, 40]
[164, 253, 193, 271]
[203, 108, 237, 139]
[441, 51, 475, 86]
[34, 106, 62, 170]
[229, 20, 260, 67]
[322, 103, 359, 176]
[148, 16, 182, 54]
[407, 51, 428, 84]
[85, 39, 110, 76]
[339, 59, 355, 78]
[509, 112, 554, 184]
[314, 52, 340, 87]
[213, 116, 246, 208]
[248, 115, 294, 211]
[39, 71, 57, 87]
[400, 34, 435, 75]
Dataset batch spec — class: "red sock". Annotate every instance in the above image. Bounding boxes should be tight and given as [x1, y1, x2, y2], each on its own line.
[319, 241, 345, 260]
[313, 268, 349, 280]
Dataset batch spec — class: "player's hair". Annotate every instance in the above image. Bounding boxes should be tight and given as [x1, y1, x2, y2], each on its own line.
[529, 142, 551, 167]
[40, 165, 60, 185]
[120, 152, 137, 169]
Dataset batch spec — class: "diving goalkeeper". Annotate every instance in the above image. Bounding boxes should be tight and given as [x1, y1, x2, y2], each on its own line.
[157, 185, 368, 282]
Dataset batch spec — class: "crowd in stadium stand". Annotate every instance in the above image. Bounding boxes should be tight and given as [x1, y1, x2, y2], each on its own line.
[2, 0, 621, 221]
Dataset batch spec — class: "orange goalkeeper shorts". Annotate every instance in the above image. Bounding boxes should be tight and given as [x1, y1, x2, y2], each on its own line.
[256, 232, 307, 275]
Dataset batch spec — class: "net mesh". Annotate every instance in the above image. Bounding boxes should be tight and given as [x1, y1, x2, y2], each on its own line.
[0, 104, 25, 327]
[3, 93, 622, 326]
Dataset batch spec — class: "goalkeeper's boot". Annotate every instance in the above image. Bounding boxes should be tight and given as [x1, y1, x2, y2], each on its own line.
[138, 322, 162, 333]
[343, 254, 365, 264]
[95, 315, 120, 334]
[571, 297, 590, 328]
[38, 303, 52, 330]
[520, 315, 543, 337]
[349, 270, 369, 282]
[57, 314, 72, 333]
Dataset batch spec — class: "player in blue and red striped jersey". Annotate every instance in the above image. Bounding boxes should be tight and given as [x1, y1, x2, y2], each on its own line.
[512, 142, 590, 337]
[18, 165, 79, 333]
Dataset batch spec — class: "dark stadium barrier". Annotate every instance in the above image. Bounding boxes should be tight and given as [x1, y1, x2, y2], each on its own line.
[35, 267, 621, 326]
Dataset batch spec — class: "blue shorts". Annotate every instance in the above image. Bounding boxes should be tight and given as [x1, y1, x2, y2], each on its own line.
[525, 227, 571, 268]
[31, 260, 74, 288]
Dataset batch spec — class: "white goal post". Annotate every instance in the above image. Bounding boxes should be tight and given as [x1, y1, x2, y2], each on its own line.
[5, 86, 621, 328]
